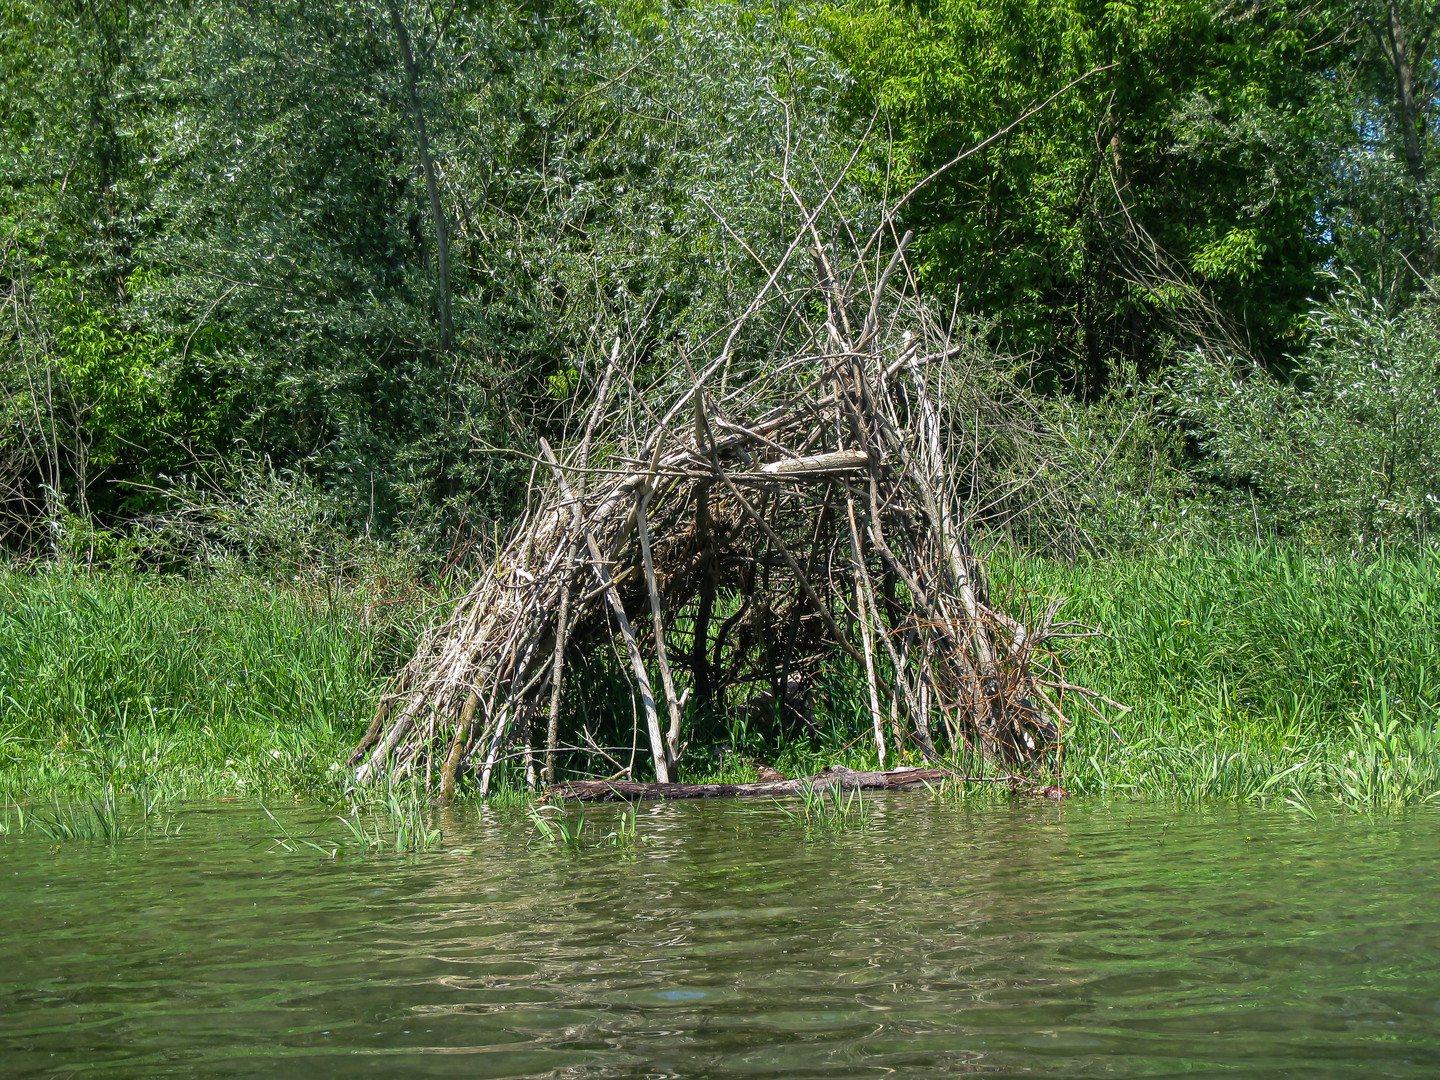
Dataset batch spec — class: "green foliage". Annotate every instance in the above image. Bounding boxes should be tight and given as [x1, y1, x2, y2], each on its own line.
[528, 802, 638, 850]
[2, 0, 1434, 557]
[29, 784, 178, 843]
[0, 568, 426, 802]
[337, 782, 444, 854]
[1034, 365, 1208, 554]
[529, 803, 589, 848]
[774, 779, 867, 833]
[822, 0, 1329, 388]
[2, 546, 1438, 814]
[1165, 279, 1440, 546]
[3, 0, 874, 555]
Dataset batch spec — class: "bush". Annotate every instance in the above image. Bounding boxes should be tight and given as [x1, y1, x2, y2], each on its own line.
[1164, 277, 1440, 547]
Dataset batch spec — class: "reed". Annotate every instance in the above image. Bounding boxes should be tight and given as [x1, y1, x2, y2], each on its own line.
[29, 784, 178, 842]
[336, 783, 444, 854]
[528, 802, 639, 850]
[0, 567, 417, 803]
[997, 542, 1440, 808]
[775, 779, 868, 832]
[528, 804, 589, 848]
[2, 543, 1435, 814]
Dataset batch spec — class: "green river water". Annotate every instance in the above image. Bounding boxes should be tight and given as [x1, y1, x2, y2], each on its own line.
[3, 797, 1439, 1078]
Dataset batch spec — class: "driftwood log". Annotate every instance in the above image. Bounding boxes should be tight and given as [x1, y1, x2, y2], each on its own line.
[349, 201, 1089, 801]
[549, 765, 1064, 801]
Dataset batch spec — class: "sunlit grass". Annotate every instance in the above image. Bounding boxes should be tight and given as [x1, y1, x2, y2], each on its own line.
[4, 544, 1438, 816]
[336, 781, 444, 854]
[0, 567, 417, 804]
[528, 802, 638, 850]
[994, 542, 1440, 809]
[775, 779, 867, 833]
[27, 784, 180, 842]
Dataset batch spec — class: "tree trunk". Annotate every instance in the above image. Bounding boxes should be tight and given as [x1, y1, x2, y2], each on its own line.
[547, 765, 1064, 801]
[389, 3, 454, 351]
[1372, 0, 1438, 265]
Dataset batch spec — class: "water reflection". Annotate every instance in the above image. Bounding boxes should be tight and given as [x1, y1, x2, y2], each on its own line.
[3, 798, 1439, 1077]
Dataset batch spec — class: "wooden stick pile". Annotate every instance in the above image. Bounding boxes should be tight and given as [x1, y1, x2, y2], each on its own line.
[349, 228, 1080, 800]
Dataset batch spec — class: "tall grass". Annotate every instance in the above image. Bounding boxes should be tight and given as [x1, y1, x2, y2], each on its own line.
[994, 542, 1440, 807]
[528, 803, 638, 850]
[0, 568, 421, 802]
[775, 780, 868, 833]
[29, 784, 179, 842]
[3, 546, 1437, 813]
[336, 781, 445, 853]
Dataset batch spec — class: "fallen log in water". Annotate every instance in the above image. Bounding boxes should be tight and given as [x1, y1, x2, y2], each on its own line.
[548, 765, 1065, 801]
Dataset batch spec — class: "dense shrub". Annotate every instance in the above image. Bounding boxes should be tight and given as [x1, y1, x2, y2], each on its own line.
[1165, 280, 1440, 547]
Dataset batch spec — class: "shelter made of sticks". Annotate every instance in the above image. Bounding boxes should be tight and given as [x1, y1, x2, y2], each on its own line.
[349, 226, 1080, 801]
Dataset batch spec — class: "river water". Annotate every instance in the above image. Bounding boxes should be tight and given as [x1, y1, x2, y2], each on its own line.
[3, 797, 1439, 1078]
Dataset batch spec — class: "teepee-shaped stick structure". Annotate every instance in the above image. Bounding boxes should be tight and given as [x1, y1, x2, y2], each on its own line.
[349, 220, 1079, 801]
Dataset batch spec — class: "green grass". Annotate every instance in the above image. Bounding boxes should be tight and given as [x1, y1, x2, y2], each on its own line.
[993, 542, 1440, 808]
[774, 779, 868, 833]
[0, 567, 418, 804]
[528, 802, 638, 851]
[335, 781, 445, 854]
[28, 784, 180, 842]
[3, 544, 1438, 816]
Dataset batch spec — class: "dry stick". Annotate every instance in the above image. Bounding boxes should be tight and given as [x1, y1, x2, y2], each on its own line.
[425, 715, 435, 794]
[711, 465, 869, 674]
[915, 632, 937, 754]
[521, 717, 537, 790]
[690, 479, 717, 709]
[545, 350, 618, 786]
[348, 697, 392, 765]
[356, 690, 424, 783]
[707, 113, 878, 398]
[469, 529, 599, 800]
[851, 494, 928, 758]
[636, 486, 685, 777]
[844, 495, 887, 767]
[468, 578, 556, 791]
[777, 489, 837, 709]
[549, 766, 1046, 802]
[543, 546, 577, 786]
[784, 174, 855, 344]
[438, 689, 481, 805]
[857, 469, 983, 746]
[874, 551, 935, 758]
[857, 231, 914, 352]
[899, 359, 1003, 712]
[1036, 679, 1131, 714]
[540, 439, 671, 784]
[476, 626, 537, 797]
[475, 702, 512, 796]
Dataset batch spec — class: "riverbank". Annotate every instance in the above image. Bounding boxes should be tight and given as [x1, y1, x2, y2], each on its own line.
[2, 543, 1436, 811]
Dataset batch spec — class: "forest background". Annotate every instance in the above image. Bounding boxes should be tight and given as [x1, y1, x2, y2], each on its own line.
[2, 0, 1438, 805]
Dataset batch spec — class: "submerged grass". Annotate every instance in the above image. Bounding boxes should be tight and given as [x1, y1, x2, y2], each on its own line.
[2, 543, 1437, 815]
[337, 782, 444, 854]
[29, 784, 179, 842]
[775, 780, 868, 833]
[528, 803, 638, 850]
